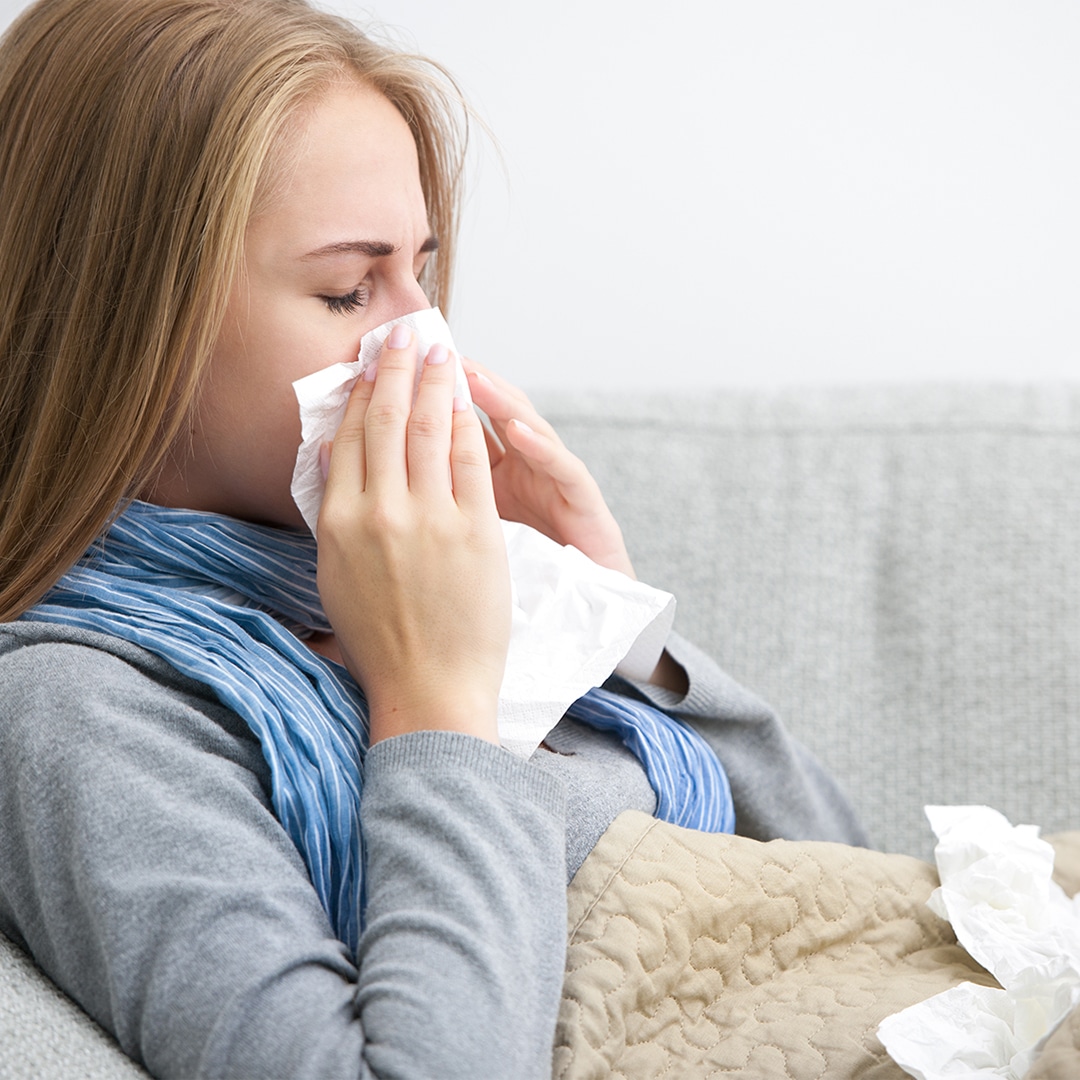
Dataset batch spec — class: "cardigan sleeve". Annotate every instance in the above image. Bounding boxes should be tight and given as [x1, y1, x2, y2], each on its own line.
[0, 626, 567, 1080]
[605, 630, 870, 847]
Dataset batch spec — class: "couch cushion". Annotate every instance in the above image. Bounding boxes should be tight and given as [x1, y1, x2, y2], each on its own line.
[0, 932, 148, 1077]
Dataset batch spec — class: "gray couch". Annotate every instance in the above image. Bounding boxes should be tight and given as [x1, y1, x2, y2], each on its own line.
[3, 383, 1078, 1076]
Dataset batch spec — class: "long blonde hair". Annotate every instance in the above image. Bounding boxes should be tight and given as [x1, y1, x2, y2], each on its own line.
[0, 0, 467, 619]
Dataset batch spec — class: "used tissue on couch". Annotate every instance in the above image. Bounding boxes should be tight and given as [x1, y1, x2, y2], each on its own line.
[878, 805, 1080, 1078]
[290, 307, 676, 756]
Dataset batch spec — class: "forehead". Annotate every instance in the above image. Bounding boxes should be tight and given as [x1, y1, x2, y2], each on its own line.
[251, 81, 427, 254]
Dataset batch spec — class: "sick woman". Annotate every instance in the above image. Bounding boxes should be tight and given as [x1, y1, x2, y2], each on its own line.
[0, 1, 866, 1076]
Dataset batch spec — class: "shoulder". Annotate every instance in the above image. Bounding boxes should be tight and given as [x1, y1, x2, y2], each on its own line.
[0, 620, 206, 693]
[0, 620, 270, 793]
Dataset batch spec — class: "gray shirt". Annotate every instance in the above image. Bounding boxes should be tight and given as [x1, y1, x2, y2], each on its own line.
[0, 621, 865, 1078]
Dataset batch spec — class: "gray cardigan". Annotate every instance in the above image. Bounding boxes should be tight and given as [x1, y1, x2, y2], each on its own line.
[0, 620, 863, 1078]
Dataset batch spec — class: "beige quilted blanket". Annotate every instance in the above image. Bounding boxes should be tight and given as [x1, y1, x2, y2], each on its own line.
[555, 811, 1080, 1079]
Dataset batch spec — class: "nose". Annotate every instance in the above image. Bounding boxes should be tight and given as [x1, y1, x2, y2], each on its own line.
[374, 275, 431, 327]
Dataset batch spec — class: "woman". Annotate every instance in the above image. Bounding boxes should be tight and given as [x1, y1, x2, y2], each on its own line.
[0, 1, 866, 1076]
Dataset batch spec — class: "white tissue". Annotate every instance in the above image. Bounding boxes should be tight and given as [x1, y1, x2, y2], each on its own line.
[290, 307, 676, 756]
[290, 308, 472, 526]
[878, 805, 1080, 1079]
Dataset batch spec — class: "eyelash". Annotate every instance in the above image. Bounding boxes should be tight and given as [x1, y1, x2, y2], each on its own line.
[322, 286, 369, 316]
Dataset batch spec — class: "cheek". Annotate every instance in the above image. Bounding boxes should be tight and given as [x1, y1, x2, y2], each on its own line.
[246, 298, 367, 382]
[212, 285, 368, 451]
[214, 309, 357, 432]
[218, 301, 305, 383]
[201, 327, 296, 454]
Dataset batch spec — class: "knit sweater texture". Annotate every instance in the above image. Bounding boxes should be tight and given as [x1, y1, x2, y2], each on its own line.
[0, 622, 865, 1078]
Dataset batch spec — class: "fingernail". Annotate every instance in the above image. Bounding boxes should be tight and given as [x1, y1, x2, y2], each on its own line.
[363, 362, 378, 382]
[319, 441, 332, 481]
[426, 343, 449, 365]
[453, 396, 470, 413]
[387, 324, 412, 350]
[511, 418, 534, 434]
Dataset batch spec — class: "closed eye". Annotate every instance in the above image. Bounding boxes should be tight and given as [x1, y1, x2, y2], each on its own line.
[321, 286, 369, 316]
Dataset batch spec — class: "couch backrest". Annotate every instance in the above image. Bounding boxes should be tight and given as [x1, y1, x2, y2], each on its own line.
[538, 384, 1080, 860]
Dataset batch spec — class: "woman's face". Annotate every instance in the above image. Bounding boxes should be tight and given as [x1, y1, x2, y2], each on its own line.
[149, 80, 434, 528]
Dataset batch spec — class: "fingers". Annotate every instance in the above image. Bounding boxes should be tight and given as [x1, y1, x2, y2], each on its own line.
[464, 359, 590, 494]
[325, 327, 481, 506]
[450, 401, 500, 515]
[462, 358, 557, 455]
[500, 415, 591, 493]
[322, 363, 375, 502]
[460, 355, 530, 407]
[406, 341, 458, 499]
[480, 418, 505, 467]
[458, 356, 635, 577]
[360, 326, 421, 496]
[464, 360, 543, 427]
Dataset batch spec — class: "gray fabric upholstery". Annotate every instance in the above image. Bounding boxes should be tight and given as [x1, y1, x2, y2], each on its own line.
[0, 932, 147, 1078]
[538, 383, 1080, 862]
[3, 382, 1078, 1075]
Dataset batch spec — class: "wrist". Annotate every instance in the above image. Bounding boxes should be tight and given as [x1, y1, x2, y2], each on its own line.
[366, 686, 500, 746]
[647, 649, 689, 695]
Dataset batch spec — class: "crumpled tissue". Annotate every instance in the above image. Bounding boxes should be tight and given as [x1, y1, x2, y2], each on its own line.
[290, 307, 676, 757]
[878, 805, 1080, 1078]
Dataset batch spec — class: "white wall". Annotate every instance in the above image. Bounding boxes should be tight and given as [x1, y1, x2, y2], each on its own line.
[5, 0, 1079, 390]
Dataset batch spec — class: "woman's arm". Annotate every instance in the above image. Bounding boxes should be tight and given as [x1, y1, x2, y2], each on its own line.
[606, 630, 870, 848]
[0, 627, 567, 1079]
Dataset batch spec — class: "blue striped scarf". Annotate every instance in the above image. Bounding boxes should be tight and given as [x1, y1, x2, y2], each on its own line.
[27, 500, 733, 953]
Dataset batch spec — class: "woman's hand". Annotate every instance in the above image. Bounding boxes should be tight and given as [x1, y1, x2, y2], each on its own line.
[463, 359, 689, 692]
[462, 358, 637, 578]
[316, 329, 510, 745]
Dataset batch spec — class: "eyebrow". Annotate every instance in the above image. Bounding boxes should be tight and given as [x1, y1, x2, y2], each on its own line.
[300, 236, 439, 261]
